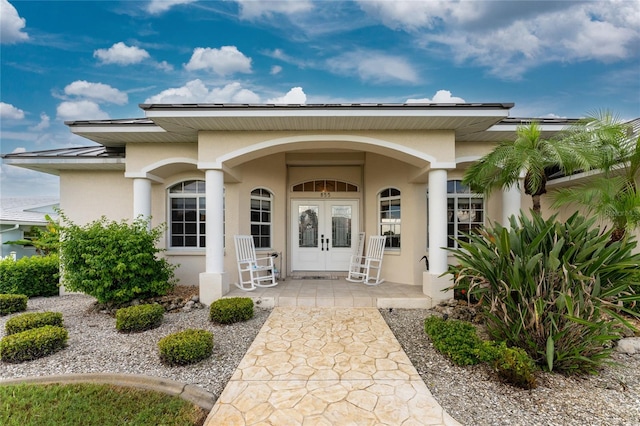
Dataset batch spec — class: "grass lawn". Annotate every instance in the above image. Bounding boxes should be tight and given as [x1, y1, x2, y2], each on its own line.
[0, 383, 208, 426]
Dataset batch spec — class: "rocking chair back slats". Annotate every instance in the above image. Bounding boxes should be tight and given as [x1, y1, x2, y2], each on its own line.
[234, 235, 278, 291]
[346, 235, 386, 285]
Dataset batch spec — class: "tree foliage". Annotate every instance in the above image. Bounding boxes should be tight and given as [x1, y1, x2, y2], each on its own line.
[553, 111, 640, 241]
[462, 122, 595, 214]
[59, 214, 176, 304]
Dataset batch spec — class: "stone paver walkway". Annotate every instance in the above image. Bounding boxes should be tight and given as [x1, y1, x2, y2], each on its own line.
[205, 307, 460, 425]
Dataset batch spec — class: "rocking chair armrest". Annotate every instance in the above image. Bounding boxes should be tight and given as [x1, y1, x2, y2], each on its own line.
[254, 256, 275, 266]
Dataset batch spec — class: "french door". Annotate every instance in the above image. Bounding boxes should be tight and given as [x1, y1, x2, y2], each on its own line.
[291, 199, 359, 271]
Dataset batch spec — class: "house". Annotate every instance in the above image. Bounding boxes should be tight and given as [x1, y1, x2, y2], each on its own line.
[0, 197, 59, 259]
[1, 103, 590, 305]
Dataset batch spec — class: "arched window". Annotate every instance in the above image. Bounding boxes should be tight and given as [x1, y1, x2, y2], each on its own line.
[251, 188, 272, 249]
[169, 180, 206, 248]
[446, 180, 484, 248]
[379, 188, 401, 249]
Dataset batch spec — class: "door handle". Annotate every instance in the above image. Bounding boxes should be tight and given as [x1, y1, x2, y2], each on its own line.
[326, 239, 330, 251]
[321, 234, 325, 251]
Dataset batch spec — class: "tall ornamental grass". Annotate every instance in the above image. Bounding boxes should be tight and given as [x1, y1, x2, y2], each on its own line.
[448, 212, 640, 375]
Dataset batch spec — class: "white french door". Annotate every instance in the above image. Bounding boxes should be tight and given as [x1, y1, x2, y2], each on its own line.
[291, 199, 359, 271]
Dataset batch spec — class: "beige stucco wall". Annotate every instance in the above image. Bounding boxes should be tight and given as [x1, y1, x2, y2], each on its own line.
[60, 170, 131, 223]
[60, 128, 564, 290]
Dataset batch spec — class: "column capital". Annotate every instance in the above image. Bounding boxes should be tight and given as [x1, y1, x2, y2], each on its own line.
[124, 172, 164, 183]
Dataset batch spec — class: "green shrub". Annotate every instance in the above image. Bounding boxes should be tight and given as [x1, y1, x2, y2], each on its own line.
[5, 312, 63, 335]
[59, 213, 177, 304]
[0, 255, 59, 297]
[448, 211, 640, 375]
[424, 315, 484, 366]
[209, 297, 254, 324]
[0, 294, 28, 316]
[0, 325, 68, 363]
[115, 304, 164, 333]
[158, 329, 213, 366]
[479, 341, 537, 389]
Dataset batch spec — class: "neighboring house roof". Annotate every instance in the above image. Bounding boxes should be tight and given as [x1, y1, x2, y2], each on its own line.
[0, 197, 59, 226]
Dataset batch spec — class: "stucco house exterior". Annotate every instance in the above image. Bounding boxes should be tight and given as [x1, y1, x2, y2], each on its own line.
[2, 103, 590, 305]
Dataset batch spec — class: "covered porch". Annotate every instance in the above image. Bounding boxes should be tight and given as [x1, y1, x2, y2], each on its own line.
[225, 275, 433, 309]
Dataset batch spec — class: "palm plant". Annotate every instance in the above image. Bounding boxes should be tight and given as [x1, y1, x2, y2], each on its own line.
[553, 111, 640, 242]
[463, 122, 594, 215]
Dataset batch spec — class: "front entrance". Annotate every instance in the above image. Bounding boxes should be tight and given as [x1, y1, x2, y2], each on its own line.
[291, 199, 359, 271]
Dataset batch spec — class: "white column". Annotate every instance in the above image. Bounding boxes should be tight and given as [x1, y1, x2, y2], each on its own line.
[428, 169, 448, 275]
[132, 178, 152, 225]
[502, 183, 521, 225]
[423, 168, 453, 305]
[205, 169, 224, 273]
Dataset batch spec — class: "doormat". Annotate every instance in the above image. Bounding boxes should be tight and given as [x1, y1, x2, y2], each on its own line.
[290, 275, 339, 280]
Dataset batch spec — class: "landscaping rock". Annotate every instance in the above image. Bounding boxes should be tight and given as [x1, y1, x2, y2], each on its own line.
[617, 337, 640, 354]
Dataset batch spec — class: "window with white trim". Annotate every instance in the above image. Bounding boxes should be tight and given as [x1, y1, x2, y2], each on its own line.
[379, 188, 401, 249]
[446, 180, 484, 248]
[169, 180, 206, 248]
[250, 188, 272, 249]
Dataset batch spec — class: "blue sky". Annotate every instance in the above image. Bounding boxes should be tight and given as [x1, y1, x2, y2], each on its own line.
[1, 0, 639, 197]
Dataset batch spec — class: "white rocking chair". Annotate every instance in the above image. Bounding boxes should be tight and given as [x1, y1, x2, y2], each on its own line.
[346, 232, 366, 281]
[346, 235, 386, 285]
[234, 235, 278, 291]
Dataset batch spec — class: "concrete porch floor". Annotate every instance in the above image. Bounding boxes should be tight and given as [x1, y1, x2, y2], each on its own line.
[225, 276, 433, 309]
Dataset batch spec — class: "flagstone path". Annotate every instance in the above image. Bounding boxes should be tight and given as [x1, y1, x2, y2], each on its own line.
[205, 307, 460, 425]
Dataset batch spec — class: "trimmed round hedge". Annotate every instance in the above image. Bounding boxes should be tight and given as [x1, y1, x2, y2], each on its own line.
[115, 304, 164, 333]
[0, 294, 28, 316]
[209, 297, 254, 324]
[158, 329, 213, 366]
[0, 325, 68, 363]
[5, 311, 63, 335]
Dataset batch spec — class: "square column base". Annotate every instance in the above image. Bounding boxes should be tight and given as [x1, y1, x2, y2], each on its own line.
[423, 272, 453, 305]
[199, 272, 229, 305]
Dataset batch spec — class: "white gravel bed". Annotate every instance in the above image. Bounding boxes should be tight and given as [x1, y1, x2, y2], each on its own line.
[381, 308, 640, 426]
[3, 296, 639, 425]
[0, 294, 270, 400]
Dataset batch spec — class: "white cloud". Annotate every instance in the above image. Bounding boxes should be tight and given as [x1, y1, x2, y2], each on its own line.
[0, 102, 25, 120]
[237, 0, 314, 20]
[0, 164, 59, 197]
[94, 42, 151, 65]
[0, 0, 29, 44]
[357, 0, 640, 79]
[184, 46, 252, 76]
[406, 90, 465, 104]
[144, 80, 261, 104]
[270, 65, 282, 75]
[267, 87, 307, 104]
[155, 60, 174, 72]
[57, 100, 109, 121]
[146, 0, 197, 15]
[11, 147, 26, 153]
[63, 81, 128, 105]
[29, 113, 50, 131]
[326, 51, 419, 84]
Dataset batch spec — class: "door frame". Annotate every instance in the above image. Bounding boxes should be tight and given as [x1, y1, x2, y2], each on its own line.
[290, 198, 360, 272]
